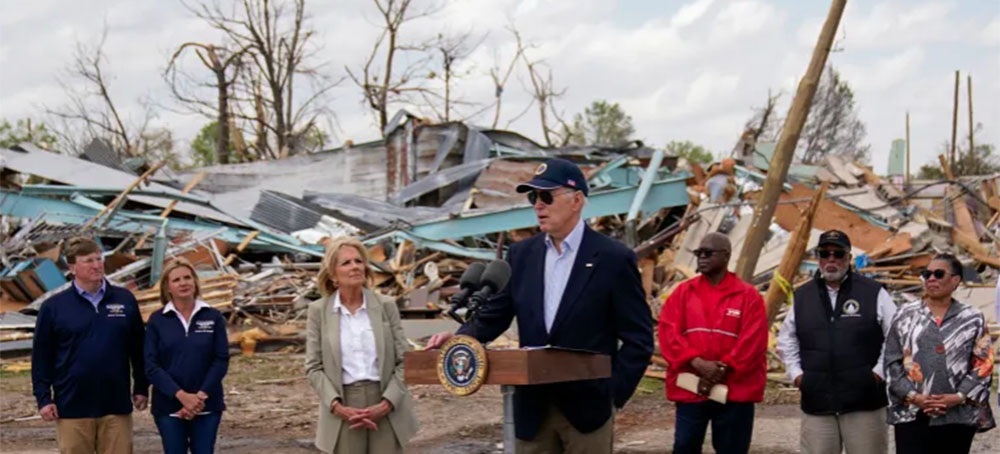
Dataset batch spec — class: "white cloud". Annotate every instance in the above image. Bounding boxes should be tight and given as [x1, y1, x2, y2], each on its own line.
[671, 0, 715, 28]
[0, 0, 996, 176]
[712, 1, 776, 41]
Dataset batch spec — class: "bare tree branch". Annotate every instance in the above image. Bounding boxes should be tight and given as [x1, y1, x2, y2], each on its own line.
[183, 0, 338, 159]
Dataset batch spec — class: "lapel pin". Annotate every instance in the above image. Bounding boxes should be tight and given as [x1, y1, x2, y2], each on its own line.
[585, 263, 593, 268]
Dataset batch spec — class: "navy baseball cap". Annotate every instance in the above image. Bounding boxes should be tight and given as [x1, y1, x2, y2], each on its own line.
[515, 158, 589, 196]
[817, 230, 851, 250]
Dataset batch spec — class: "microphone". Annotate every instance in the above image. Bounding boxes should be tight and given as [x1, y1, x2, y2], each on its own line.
[466, 260, 511, 319]
[450, 262, 486, 307]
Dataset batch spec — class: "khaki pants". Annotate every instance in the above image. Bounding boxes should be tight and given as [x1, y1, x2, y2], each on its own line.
[515, 402, 613, 454]
[800, 407, 887, 454]
[335, 381, 401, 454]
[56, 414, 133, 454]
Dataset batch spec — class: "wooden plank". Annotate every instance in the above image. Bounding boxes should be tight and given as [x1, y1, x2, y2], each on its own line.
[639, 257, 655, 301]
[875, 278, 923, 286]
[224, 231, 260, 266]
[858, 265, 913, 273]
[134, 171, 207, 249]
[83, 160, 166, 230]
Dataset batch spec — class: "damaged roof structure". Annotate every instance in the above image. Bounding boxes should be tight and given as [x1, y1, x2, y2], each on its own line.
[2, 110, 998, 386]
[0, 110, 691, 359]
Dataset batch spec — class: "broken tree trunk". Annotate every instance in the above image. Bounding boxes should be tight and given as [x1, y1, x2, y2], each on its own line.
[763, 181, 829, 324]
[736, 0, 847, 281]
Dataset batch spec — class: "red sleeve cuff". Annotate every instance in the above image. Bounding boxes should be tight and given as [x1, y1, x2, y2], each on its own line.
[670, 348, 701, 372]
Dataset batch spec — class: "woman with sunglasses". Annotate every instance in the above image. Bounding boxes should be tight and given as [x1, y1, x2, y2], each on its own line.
[884, 253, 995, 454]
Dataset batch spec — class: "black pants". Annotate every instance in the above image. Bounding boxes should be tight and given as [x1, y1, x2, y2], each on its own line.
[893, 414, 977, 454]
[673, 401, 754, 454]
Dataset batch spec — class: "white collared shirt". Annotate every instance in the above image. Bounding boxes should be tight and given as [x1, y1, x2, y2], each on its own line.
[332, 292, 380, 384]
[163, 299, 211, 334]
[777, 284, 897, 381]
[543, 218, 585, 333]
[162, 299, 213, 417]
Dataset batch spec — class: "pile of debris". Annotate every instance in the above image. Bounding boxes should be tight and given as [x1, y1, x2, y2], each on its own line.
[642, 149, 1000, 383]
[2, 112, 998, 385]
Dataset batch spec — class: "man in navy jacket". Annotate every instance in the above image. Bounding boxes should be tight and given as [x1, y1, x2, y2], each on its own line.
[31, 237, 148, 453]
[428, 158, 654, 453]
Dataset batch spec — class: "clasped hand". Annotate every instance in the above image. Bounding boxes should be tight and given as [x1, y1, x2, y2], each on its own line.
[332, 399, 393, 431]
[175, 390, 209, 420]
[691, 357, 728, 395]
[909, 393, 962, 417]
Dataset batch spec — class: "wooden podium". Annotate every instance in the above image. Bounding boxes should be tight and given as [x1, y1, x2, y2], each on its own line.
[405, 347, 611, 453]
[405, 346, 611, 385]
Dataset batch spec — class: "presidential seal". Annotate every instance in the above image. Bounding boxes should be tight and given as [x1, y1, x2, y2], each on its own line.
[437, 335, 488, 396]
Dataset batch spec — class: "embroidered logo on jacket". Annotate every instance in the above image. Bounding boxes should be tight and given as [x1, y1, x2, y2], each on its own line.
[725, 308, 742, 318]
[106, 304, 126, 317]
[194, 319, 215, 333]
[842, 299, 861, 317]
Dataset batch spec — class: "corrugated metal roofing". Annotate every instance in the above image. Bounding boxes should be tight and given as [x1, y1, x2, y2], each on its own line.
[1, 145, 246, 227]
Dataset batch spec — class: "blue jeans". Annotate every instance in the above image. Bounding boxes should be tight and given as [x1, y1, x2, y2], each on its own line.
[673, 401, 754, 454]
[153, 413, 222, 454]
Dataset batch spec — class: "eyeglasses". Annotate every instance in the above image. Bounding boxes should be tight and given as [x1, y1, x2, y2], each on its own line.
[920, 269, 952, 280]
[816, 249, 847, 259]
[527, 189, 574, 205]
[693, 248, 728, 258]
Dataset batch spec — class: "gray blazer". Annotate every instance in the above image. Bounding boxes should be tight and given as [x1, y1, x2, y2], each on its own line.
[305, 288, 419, 453]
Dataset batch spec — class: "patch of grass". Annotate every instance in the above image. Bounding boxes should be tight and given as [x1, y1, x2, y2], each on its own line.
[634, 376, 664, 396]
[0, 369, 31, 380]
[225, 354, 304, 387]
[0, 368, 32, 394]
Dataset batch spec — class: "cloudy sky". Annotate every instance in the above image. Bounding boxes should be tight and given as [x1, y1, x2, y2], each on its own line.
[2, 0, 998, 173]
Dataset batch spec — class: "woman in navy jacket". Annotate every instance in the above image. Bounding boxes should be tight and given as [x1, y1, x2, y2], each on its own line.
[145, 258, 229, 453]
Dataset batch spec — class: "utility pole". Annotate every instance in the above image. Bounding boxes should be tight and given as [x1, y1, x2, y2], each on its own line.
[950, 70, 959, 171]
[905, 111, 911, 183]
[735, 0, 848, 281]
[968, 74, 974, 166]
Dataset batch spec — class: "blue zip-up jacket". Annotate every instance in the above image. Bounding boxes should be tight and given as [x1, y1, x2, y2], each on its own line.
[31, 281, 148, 418]
[144, 303, 229, 416]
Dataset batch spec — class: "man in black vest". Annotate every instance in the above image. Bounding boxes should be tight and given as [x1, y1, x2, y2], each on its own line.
[776, 230, 897, 454]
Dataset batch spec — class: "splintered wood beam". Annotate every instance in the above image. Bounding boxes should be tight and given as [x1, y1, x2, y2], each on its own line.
[83, 160, 166, 230]
[763, 181, 828, 324]
[134, 171, 207, 249]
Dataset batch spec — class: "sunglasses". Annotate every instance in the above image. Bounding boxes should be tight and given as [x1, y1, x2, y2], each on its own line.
[920, 269, 953, 280]
[693, 248, 728, 258]
[527, 189, 574, 205]
[816, 250, 848, 259]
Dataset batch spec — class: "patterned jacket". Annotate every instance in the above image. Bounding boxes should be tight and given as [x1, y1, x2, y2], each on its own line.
[884, 299, 995, 431]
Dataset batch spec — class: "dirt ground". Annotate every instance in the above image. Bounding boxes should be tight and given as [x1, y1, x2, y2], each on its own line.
[2, 353, 998, 453]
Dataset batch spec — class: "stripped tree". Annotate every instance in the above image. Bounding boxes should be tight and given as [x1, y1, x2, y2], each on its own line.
[48, 26, 170, 162]
[186, 0, 336, 159]
[348, 0, 440, 134]
[425, 30, 484, 122]
[165, 42, 247, 164]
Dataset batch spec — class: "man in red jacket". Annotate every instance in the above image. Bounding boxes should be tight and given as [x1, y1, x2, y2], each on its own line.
[658, 232, 767, 454]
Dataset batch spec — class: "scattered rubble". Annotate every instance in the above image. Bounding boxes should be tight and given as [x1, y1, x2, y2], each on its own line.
[2, 114, 998, 387]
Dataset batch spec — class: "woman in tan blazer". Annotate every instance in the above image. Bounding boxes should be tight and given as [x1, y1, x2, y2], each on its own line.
[305, 237, 418, 453]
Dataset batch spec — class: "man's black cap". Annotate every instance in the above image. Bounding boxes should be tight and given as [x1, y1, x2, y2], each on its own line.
[817, 230, 851, 250]
[515, 158, 589, 196]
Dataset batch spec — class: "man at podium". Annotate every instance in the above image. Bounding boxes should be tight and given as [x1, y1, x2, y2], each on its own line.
[427, 158, 654, 453]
